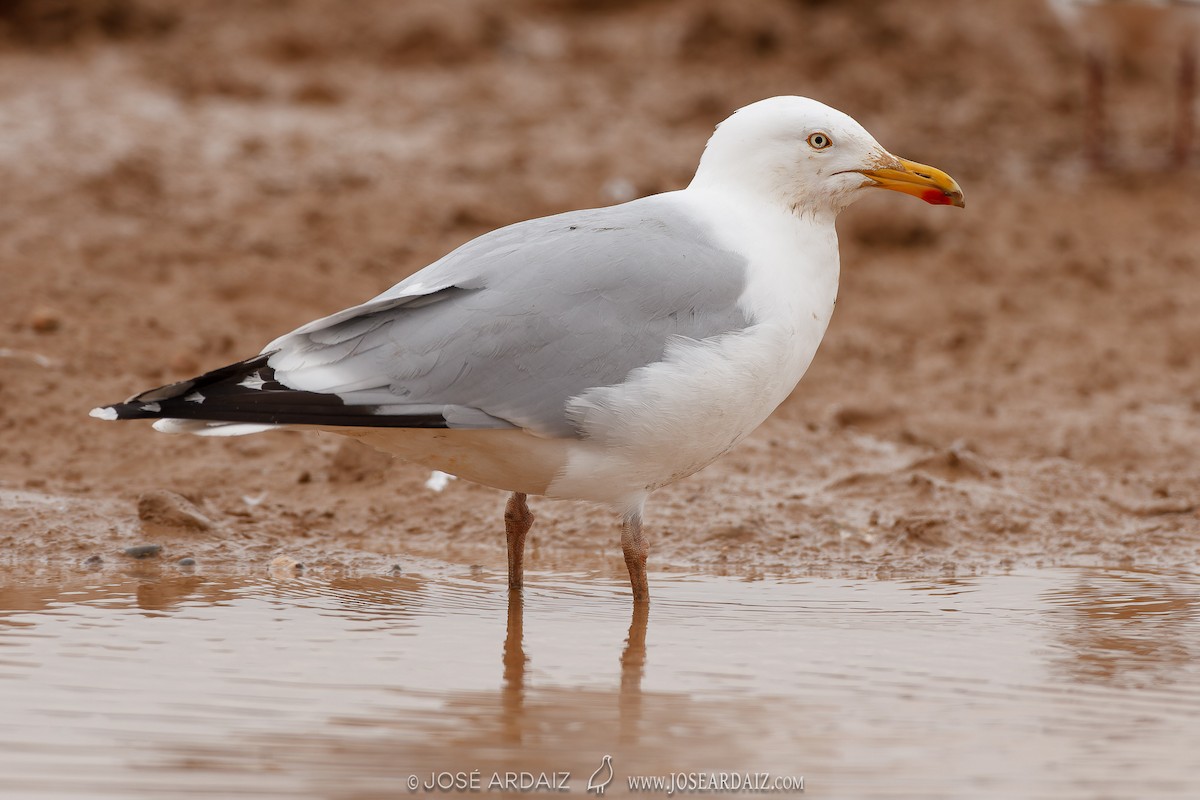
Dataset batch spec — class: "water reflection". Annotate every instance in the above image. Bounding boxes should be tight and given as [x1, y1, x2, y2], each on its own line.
[619, 600, 648, 746]
[0, 568, 429, 622]
[1042, 568, 1199, 690]
[501, 591, 526, 742]
[391, 588, 749, 784]
[499, 590, 650, 753]
[1, 566, 1198, 799]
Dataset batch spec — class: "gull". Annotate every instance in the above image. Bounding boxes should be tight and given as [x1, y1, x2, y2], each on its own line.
[91, 96, 963, 602]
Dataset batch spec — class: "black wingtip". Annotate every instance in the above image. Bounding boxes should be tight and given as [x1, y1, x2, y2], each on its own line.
[125, 353, 274, 404]
[91, 352, 451, 429]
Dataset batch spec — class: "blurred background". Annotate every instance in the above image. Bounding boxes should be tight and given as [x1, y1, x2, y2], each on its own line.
[1, 0, 1197, 571]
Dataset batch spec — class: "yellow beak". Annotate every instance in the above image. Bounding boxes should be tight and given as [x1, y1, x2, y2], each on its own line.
[855, 156, 965, 208]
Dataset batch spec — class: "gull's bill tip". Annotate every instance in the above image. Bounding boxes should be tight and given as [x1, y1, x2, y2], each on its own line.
[855, 156, 965, 208]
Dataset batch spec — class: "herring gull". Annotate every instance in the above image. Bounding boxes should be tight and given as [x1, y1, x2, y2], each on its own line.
[91, 96, 964, 602]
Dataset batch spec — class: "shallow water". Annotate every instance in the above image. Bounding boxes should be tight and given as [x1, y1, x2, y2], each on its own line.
[0, 564, 1197, 799]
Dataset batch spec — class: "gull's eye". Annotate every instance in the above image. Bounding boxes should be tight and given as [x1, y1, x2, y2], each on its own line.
[807, 132, 832, 150]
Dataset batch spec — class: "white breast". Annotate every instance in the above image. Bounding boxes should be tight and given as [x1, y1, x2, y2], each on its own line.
[546, 191, 841, 512]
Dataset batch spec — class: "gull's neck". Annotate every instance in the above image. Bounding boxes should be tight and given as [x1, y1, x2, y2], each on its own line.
[686, 171, 840, 228]
[679, 183, 841, 331]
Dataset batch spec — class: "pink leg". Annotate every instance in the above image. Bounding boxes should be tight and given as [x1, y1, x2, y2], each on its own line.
[621, 512, 650, 603]
[504, 492, 534, 589]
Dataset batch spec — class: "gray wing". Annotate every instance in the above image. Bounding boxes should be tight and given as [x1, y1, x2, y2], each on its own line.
[99, 195, 752, 438]
[266, 194, 752, 438]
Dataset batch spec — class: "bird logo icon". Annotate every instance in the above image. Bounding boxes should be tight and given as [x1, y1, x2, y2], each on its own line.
[587, 754, 614, 795]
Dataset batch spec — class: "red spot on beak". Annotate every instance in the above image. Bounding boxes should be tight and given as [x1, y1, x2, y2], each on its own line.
[922, 188, 955, 205]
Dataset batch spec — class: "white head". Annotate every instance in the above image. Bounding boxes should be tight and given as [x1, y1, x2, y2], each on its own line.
[689, 96, 963, 218]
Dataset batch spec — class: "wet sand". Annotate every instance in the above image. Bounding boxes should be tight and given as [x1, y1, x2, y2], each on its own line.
[1, 0, 1197, 579]
[1, 1, 1199, 796]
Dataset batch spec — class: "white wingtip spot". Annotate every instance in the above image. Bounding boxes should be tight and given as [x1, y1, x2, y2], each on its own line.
[239, 374, 267, 390]
[184, 392, 205, 404]
[141, 402, 161, 413]
[89, 406, 119, 421]
[424, 470, 456, 492]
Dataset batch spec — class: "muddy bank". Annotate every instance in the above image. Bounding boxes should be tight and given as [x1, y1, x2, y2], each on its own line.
[1, 0, 1198, 580]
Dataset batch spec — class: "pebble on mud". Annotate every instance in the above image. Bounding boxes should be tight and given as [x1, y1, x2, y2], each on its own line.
[269, 555, 304, 572]
[27, 306, 62, 333]
[82, 554, 103, 568]
[137, 489, 213, 531]
[177, 557, 197, 567]
[123, 544, 162, 559]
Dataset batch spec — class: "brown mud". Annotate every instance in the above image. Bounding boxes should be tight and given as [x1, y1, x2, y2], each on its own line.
[1, 0, 1198, 583]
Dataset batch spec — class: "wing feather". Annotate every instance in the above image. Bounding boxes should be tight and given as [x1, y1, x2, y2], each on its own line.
[94, 194, 752, 438]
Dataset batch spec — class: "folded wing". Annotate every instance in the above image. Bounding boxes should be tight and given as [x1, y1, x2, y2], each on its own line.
[93, 195, 752, 439]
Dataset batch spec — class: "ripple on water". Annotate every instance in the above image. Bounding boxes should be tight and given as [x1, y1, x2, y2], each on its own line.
[0, 565, 1197, 799]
